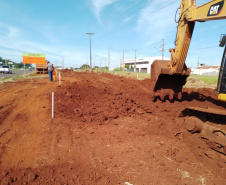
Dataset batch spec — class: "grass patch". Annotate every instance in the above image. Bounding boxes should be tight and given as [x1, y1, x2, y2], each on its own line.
[196, 176, 206, 185]
[76, 69, 219, 84]
[111, 72, 219, 83]
[0, 73, 47, 84]
[188, 75, 218, 85]
[177, 169, 190, 179]
[77, 69, 150, 80]
[109, 72, 218, 82]
[113, 71, 150, 80]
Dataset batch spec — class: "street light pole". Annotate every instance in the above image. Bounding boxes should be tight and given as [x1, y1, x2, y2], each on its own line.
[86, 33, 94, 71]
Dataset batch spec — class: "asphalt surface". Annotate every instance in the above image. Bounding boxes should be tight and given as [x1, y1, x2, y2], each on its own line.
[0, 70, 35, 79]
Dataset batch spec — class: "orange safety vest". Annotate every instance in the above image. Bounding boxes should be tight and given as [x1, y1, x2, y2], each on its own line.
[52, 66, 56, 80]
[52, 66, 56, 75]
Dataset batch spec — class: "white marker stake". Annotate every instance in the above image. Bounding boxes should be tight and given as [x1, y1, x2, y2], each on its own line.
[59, 73, 61, 86]
[52, 92, 54, 119]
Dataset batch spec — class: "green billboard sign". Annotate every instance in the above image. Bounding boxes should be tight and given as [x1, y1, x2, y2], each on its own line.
[23, 53, 45, 57]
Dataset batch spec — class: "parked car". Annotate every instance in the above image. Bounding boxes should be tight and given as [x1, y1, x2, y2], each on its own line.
[0, 66, 12, 73]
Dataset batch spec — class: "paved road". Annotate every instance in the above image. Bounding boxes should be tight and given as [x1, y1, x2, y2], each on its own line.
[0, 70, 35, 79]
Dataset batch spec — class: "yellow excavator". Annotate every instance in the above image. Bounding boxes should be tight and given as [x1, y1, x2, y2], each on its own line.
[151, 0, 226, 154]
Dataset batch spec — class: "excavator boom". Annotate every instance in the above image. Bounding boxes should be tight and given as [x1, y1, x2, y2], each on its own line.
[152, 0, 226, 100]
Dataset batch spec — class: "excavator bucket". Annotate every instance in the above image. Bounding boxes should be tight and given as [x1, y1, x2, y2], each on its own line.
[151, 60, 190, 99]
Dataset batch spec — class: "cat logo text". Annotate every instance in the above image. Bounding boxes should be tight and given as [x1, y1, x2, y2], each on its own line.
[207, 1, 224, 16]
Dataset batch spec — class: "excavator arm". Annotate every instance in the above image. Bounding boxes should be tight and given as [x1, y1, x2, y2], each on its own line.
[151, 0, 226, 100]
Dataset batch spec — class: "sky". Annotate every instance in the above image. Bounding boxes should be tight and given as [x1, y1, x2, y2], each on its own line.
[0, 0, 225, 69]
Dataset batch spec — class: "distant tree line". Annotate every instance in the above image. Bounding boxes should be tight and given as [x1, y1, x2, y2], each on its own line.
[79, 64, 108, 70]
[0, 56, 31, 68]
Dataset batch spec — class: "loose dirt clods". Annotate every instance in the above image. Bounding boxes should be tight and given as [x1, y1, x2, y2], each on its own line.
[0, 71, 226, 184]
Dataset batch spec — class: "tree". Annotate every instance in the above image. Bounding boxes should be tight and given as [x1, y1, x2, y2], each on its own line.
[125, 64, 130, 69]
[13, 62, 31, 69]
[80, 64, 90, 70]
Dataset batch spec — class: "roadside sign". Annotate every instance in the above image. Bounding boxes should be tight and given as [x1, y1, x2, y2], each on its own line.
[23, 53, 46, 64]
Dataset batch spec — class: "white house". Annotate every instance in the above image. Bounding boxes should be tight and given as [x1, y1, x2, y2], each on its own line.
[191, 65, 220, 76]
[120, 56, 169, 74]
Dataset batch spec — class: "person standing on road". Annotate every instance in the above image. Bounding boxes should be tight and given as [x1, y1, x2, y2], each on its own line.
[47, 61, 53, 82]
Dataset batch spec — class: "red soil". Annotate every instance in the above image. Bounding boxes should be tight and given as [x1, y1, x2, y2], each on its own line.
[0, 71, 225, 185]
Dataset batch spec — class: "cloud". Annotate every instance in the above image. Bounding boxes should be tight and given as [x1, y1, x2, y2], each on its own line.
[90, 0, 118, 23]
[0, 23, 22, 40]
[136, 0, 179, 47]
[0, 22, 88, 67]
[135, 0, 226, 67]
[123, 16, 132, 23]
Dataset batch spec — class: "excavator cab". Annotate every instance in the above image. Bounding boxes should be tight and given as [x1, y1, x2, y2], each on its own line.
[217, 34, 226, 101]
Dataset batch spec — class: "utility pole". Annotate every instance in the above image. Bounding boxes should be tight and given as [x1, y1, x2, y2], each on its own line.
[86, 33, 94, 71]
[108, 48, 110, 70]
[134, 49, 137, 72]
[62, 56, 64, 69]
[105, 57, 106, 72]
[86, 59, 89, 70]
[161, 39, 165, 60]
[122, 50, 124, 71]
[198, 57, 200, 75]
[120, 58, 121, 71]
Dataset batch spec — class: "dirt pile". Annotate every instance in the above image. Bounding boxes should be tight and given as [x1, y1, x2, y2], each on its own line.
[0, 71, 225, 184]
[56, 73, 154, 123]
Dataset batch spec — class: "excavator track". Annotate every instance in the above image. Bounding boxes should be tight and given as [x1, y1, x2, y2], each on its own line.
[178, 107, 226, 155]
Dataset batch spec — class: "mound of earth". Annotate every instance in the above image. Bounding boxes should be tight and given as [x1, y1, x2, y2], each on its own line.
[0, 71, 225, 184]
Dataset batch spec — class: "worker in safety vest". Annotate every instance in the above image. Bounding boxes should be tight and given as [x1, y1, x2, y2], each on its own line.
[52, 65, 56, 81]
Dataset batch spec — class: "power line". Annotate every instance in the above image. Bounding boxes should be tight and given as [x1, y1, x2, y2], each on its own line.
[94, 1, 147, 38]
[161, 39, 165, 60]
[100, 1, 144, 28]
[108, 48, 110, 69]
[96, 0, 180, 40]
[190, 46, 219, 50]
[87, 1, 181, 64]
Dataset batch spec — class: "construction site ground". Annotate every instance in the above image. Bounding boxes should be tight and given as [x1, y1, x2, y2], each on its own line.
[0, 71, 225, 185]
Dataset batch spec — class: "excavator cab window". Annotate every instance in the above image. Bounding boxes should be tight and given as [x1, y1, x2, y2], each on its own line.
[217, 35, 226, 94]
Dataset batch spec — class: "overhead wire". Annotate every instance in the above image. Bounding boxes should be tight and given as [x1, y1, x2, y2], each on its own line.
[100, 1, 145, 30]
[92, 0, 148, 39]
[190, 46, 219, 50]
[96, 0, 180, 40]
[91, 0, 181, 63]
[84, 0, 187, 66]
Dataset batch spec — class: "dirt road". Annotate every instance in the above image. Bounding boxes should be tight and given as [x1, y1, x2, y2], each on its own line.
[0, 71, 225, 184]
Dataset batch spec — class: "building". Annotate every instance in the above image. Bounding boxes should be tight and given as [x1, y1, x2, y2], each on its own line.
[120, 56, 169, 73]
[191, 65, 220, 76]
